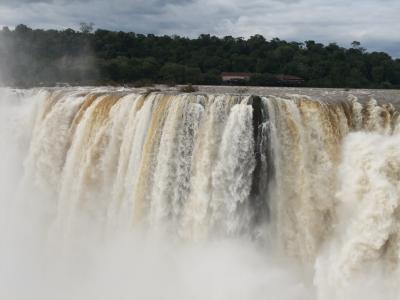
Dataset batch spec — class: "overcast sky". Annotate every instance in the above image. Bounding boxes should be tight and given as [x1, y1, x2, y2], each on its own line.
[1, 0, 399, 56]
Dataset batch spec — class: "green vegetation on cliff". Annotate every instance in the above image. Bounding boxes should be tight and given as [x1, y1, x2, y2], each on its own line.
[1, 24, 400, 88]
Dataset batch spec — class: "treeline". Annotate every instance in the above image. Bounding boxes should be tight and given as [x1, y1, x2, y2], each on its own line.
[1, 24, 400, 88]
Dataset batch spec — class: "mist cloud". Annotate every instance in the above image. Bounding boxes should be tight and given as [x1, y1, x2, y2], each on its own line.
[0, 0, 399, 55]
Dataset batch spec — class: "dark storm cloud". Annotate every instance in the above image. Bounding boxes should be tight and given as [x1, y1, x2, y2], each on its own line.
[0, 0, 399, 56]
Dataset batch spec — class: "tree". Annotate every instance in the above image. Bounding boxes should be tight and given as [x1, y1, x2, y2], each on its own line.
[160, 63, 186, 83]
[351, 41, 366, 53]
[80, 22, 94, 34]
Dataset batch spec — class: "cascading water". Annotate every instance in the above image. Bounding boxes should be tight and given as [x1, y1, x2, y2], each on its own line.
[1, 86, 400, 300]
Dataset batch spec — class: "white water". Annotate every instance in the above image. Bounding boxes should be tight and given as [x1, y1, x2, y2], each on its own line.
[1, 87, 400, 299]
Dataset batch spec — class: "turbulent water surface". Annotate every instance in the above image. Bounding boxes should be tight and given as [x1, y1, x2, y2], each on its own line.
[1, 86, 400, 300]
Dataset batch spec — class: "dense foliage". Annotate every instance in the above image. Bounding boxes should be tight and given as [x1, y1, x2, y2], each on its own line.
[1, 24, 400, 88]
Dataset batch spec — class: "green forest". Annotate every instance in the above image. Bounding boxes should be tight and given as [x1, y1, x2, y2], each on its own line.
[1, 24, 400, 88]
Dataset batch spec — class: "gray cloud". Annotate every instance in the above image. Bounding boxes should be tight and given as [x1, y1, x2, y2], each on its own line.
[0, 0, 399, 56]
[0, 0, 53, 5]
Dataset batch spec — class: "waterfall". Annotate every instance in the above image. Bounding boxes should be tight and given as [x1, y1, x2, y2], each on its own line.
[2, 87, 400, 300]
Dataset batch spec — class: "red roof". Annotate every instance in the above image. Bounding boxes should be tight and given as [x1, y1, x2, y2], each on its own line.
[221, 72, 253, 77]
[275, 74, 304, 81]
